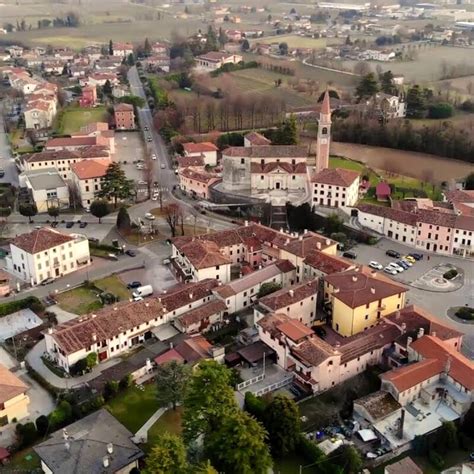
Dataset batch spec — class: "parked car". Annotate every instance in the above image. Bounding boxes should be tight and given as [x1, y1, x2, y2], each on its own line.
[147, 136, 152, 142]
[384, 267, 398, 275]
[388, 262, 404, 273]
[127, 281, 142, 289]
[151, 154, 157, 160]
[132, 284, 153, 300]
[66, 221, 74, 228]
[152, 194, 158, 201]
[0, 169, 5, 178]
[369, 261, 383, 270]
[160, 163, 166, 169]
[79, 222, 88, 228]
[50, 221, 58, 228]
[400, 258, 412, 267]
[385, 249, 401, 258]
[342, 251, 357, 259]
[144, 126, 149, 131]
[136, 163, 144, 170]
[409, 252, 423, 261]
[144, 212, 155, 220]
[396, 260, 409, 270]
[40, 277, 55, 286]
[125, 249, 136, 257]
[404, 255, 416, 264]
[88, 237, 99, 244]
[138, 180, 147, 185]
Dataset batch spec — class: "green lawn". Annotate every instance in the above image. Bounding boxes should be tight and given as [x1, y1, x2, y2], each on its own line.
[95, 275, 131, 301]
[329, 156, 378, 185]
[55, 286, 103, 315]
[106, 383, 159, 433]
[146, 407, 183, 448]
[56, 106, 110, 134]
[274, 453, 318, 474]
[3, 448, 41, 471]
[253, 34, 328, 50]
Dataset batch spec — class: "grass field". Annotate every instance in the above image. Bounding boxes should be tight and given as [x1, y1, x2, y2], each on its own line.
[106, 383, 159, 433]
[55, 285, 103, 315]
[94, 275, 131, 301]
[56, 106, 109, 134]
[255, 34, 328, 50]
[146, 407, 183, 449]
[2, 448, 41, 471]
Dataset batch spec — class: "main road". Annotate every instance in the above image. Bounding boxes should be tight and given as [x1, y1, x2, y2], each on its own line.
[0, 112, 20, 188]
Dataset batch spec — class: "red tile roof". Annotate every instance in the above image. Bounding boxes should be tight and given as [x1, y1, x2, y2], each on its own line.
[46, 136, 98, 148]
[356, 204, 418, 227]
[23, 146, 110, 163]
[223, 145, 308, 158]
[0, 363, 28, 404]
[70, 159, 109, 180]
[114, 103, 134, 112]
[12, 228, 74, 254]
[172, 239, 231, 270]
[179, 168, 221, 184]
[376, 181, 391, 197]
[277, 320, 313, 342]
[259, 279, 318, 311]
[244, 132, 271, 146]
[176, 299, 227, 329]
[291, 336, 336, 367]
[175, 335, 213, 363]
[311, 167, 360, 186]
[177, 155, 205, 168]
[154, 348, 184, 365]
[183, 142, 218, 154]
[304, 250, 353, 275]
[158, 279, 219, 312]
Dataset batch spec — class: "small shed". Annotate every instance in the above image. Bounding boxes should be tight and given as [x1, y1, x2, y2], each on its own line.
[376, 181, 391, 202]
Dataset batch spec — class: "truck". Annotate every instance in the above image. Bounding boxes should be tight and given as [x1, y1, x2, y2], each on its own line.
[132, 284, 153, 300]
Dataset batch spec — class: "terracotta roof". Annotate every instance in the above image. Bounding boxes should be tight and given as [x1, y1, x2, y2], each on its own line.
[354, 390, 401, 421]
[70, 159, 109, 180]
[154, 348, 185, 365]
[304, 250, 353, 275]
[51, 299, 164, 355]
[0, 363, 28, 404]
[176, 299, 226, 328]
[416, 208, 457, 228]
[244, 132, 271, 146]
[179, 168, 220, 184]
[356, 204, 418, 226]
[257, 312, 293, 338]
[183, 142, 218, 154]
[12, 228, 74, 254]
[325, 269, 407, 309]
[223, 145, 308, 158]
[445, 189, 474, 204]
[376, 181, 391, 197]
[158, 279, 219, 312]
[172, 239, 231, 270]
[277, 320, 313, 342]
[114, 103, 133, 112]
[45, 136, 98, 148]
[251, 162, 307, 174]
[291, 336, 336, 367]
[311, 167, 360, 186]
[410, 335, 474, 390]
[283, 233, 337, 257]
[177, 155, 205, 168]
[259, 279, 318, 311]
[454, 214, 474, 231]
[23, 147, 110, 163]
[198, 51, 235, 62]
[175, 335, 213, 363]
[381, 358, 443, 392]
[385, 457, 423, 474]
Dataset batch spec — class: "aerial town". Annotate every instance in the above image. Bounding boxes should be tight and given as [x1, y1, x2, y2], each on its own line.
[0, 0, 473, 472]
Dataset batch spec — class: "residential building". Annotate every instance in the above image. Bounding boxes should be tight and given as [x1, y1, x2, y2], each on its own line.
[176, 155, 205, 170]
[45, 136, 112, 153]
[114, 103, 135, 130]
[173, 300, 227, 334]
[178, 168, 220, 200]
[79, 85, 97, 107]
[80, 72, 119, 87]
[324, 268, 407, 336]
[376, 181, 391, 201]
[244, 131, 271, 147]
[6, 228, 90, 286]
[303, 250, 354, 280]
[213, 260, 296, 314]
[311, 167, 360, 208]
[24, 96, 57, 130]
[224, 29, 242, 42]
[254, 279, 318, 325]
[152, 42, 167, 54]
[384, 458, 423, 474]
[0, 364, 30, 425]
[373, 93, 407, 119]
[70, 159, 110, 207]
[21, 148, 111, 181]
[20, 168, 69, 212]
[112, 42, 134, 57]
[195, 52, 242, 71]
[0, 270, 11, 297]
[182, 142, 218, 166]
[34, 409, 144, 474]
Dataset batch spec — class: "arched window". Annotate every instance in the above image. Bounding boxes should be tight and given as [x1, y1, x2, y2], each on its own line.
[321, 127, 328, 135]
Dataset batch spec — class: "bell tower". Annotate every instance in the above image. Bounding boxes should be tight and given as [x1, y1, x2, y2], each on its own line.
[315, 89, 331, 173]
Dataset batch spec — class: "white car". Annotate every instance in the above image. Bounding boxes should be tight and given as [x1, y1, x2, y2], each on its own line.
[369, 261, 383, 270]
[144, 213, 155, 220]
[151, 154, 157, 160]
[151, 194, 158, 201]
[384, 266, 398, 275]
[138, 180, 147, 185]
[136, 164, 144, 170]
[388, 262, 404, 273]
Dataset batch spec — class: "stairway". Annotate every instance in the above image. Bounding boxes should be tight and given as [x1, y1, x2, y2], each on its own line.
[270, 205, 288, 231]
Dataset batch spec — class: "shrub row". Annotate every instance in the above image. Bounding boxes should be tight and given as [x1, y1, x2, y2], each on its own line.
[0, 296, 44, 317]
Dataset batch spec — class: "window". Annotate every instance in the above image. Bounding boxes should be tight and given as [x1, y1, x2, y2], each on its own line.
[216, 265, 220, 270]
[365, 315, 369, 320]
[241, 158, 245, 164]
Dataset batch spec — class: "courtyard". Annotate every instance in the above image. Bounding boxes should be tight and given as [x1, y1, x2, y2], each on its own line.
[55, 106, 110, 134]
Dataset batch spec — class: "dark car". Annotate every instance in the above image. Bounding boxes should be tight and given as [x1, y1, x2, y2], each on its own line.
[125, 249, 136, 257]
[79, 222, 88, 228]
[386, 249, 401, 258]
[409, 252, 423, 261]
[342, 251, 357, 259]
[50, 221, 58, 228]
[66, 221, 74, 228]
[127, 281, 142, 289]
[88, 237, 99, 244]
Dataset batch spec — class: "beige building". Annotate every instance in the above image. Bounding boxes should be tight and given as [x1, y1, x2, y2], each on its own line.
[195, 51, 243, 71]
[24, 96, 57, 130]
[6, 228, 91, 286]
[311, 167, 360, 208]
[182, 142, 218, 166]
[0, 364, 30, 425]
[70, 159, 110, 207]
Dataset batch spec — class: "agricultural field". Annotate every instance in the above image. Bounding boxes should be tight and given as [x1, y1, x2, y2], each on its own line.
[55, 106, 110, 134]
[254, 34, 329, 50]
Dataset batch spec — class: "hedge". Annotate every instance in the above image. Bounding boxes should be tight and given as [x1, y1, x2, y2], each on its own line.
[443, 269, 458, 280]
[0, 296, 44, 317]
[455, 307, 474, 321]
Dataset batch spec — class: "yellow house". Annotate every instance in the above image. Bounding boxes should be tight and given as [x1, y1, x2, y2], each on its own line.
[324, 268, 407, 337]
[0, 364, 30, 425]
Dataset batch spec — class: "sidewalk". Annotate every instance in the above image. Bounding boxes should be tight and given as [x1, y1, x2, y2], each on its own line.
[132, 406, 167, 443]
[25, 340, 121, 390]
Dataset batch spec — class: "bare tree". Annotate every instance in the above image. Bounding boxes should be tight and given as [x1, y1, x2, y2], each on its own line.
[163, 203, 183, 237]
[353, 61, 372, 76]
[143, 156, 155, 198]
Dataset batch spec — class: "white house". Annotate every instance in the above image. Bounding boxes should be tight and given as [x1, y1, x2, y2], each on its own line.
[311, 167, 360, 209]
[7, 229, 90, 286]
[195, 52, 242, 71]
[20, 168, 69, 212]
[182, 142, 219, 166]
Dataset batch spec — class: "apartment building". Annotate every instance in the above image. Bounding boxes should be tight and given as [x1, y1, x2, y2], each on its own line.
[114, 103, 135, 130]
[24, 96, 57, 130]
[311, 167, 360, 209]
[70, 159, 110, 207]
[7, 228, 90, 286]
[178, 168, 221, 200]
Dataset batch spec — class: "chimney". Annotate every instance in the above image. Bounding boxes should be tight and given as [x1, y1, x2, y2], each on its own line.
[47, 327, 53, 334]
[189, 293, 193, 299]
[417, 327, 425, 339]
[103, 456, 110, 468]
[114, 307, 117, 311]
[280, 227, 284, 233]
[352, 276, 357, 282]
[244, 220, 249, 227]
[169, 342, 173, 349]
[289, 289, 294, 297]
[298, 235, 303, 241]
[304, 229, 308, 234]
[163, 289, 167, 294]
[398, 409, 405, 440]
[370, 287, 375, 294]
[431, 330, 436, 337]
[145, 303, 149, 307]
[325, 239, 331, 245]
[395, 310, 401, 320]
[285, 238, 290, 245]
[107, 443, 113, 454]
[407, 336, 413, 346]
[316, 242, 321, 250]
[335, 341, 341, 349]
[401, 322, 406, 334]
[92, 333, 97, 342]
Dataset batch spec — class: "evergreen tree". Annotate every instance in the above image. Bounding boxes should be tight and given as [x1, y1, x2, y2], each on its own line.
[116, 206, 131, 231]
[380, 70, 395, 95]
[102, 79, 112, 97]
[206, 26, 218, 51]
[218, 27, 228, 47]
[241, 39, 250, 51]
[126, 52, 135, 66]
[19, 203, 37, 223]
[47, 206, 60, 221]
[144, 37, 152, 56]
[274, 115, 298, 145]
[406, 84, 427, 118]
[356, 72, 379, 101]
[96, 162, 133, 208]
[464, 172, 474, 190]
[108, 39, 113, 56]
[155, 360, 190, 410]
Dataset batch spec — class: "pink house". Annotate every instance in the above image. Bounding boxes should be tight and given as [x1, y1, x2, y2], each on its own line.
[376, 181, 391, 201]
[178, 168, 221, 200]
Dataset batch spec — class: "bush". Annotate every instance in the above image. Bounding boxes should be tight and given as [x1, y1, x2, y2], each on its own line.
[16, 422, 38, 447]
[296, 434, 326, 464]
[244, 392, 267, 421]
[0, 296, 44, 317]
[119, 374, 133, 390]
[428, 450, 445, 470]
[455, 306, 474, 321]
[36, 415, 49, 436]
[428, 102, 453, 119]
[443, 269, 458, 280]
[103, 380, 119, 400]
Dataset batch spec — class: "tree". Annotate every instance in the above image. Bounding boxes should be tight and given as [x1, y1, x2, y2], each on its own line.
[103, 380, 119, 400]
[97, 162, 133, 208]
[428, 102, 453, 119]
[325, 213, 344, 234]
[102, 79, 112, 97]
[19, 203, 37, 223]
[204, 410, 272, 474]
[464, 172, 474, 190]
[108, 39, 113, 56]
[182, 360, 236, 444]
[47, 206, 60, 221]
[116, 206, 131, 232]
[258, 282, 282, 298]
[241, 39, 250, 51]
[218, 27, 228, 47]
[406, 84, 427, 118]
[437, 421, 458, 452]
[155, 360, 190, 410]
[144, 433, 188, 474]
[90, 199, 110, 223]
[356, 73, 379, 101]
[279, 42, 288, 55]
[195, 460, 218, 474]
[380, 70, 395, 95]
[162, 203, 182, 237]
[118, 95, 146, 108]
[119, 374, 133, 390]
[334, 445, 363, 474]
[265, 394, 301, 457]
[244, 392, 267, 421]
[353, 61, 371, 76]
[35, 415, 49, 436]
[273, 115, 298, 145]
[86, 352, 97, 369]
[126, 53, 135, 66]
[144, 37, 152, 56]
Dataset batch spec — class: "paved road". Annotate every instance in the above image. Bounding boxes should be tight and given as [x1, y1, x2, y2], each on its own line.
[0, 113, 19, 188]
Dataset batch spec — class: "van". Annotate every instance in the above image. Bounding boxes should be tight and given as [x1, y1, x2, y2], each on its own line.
[342, 251, 357, 259]
[132, 284, 153, 300]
